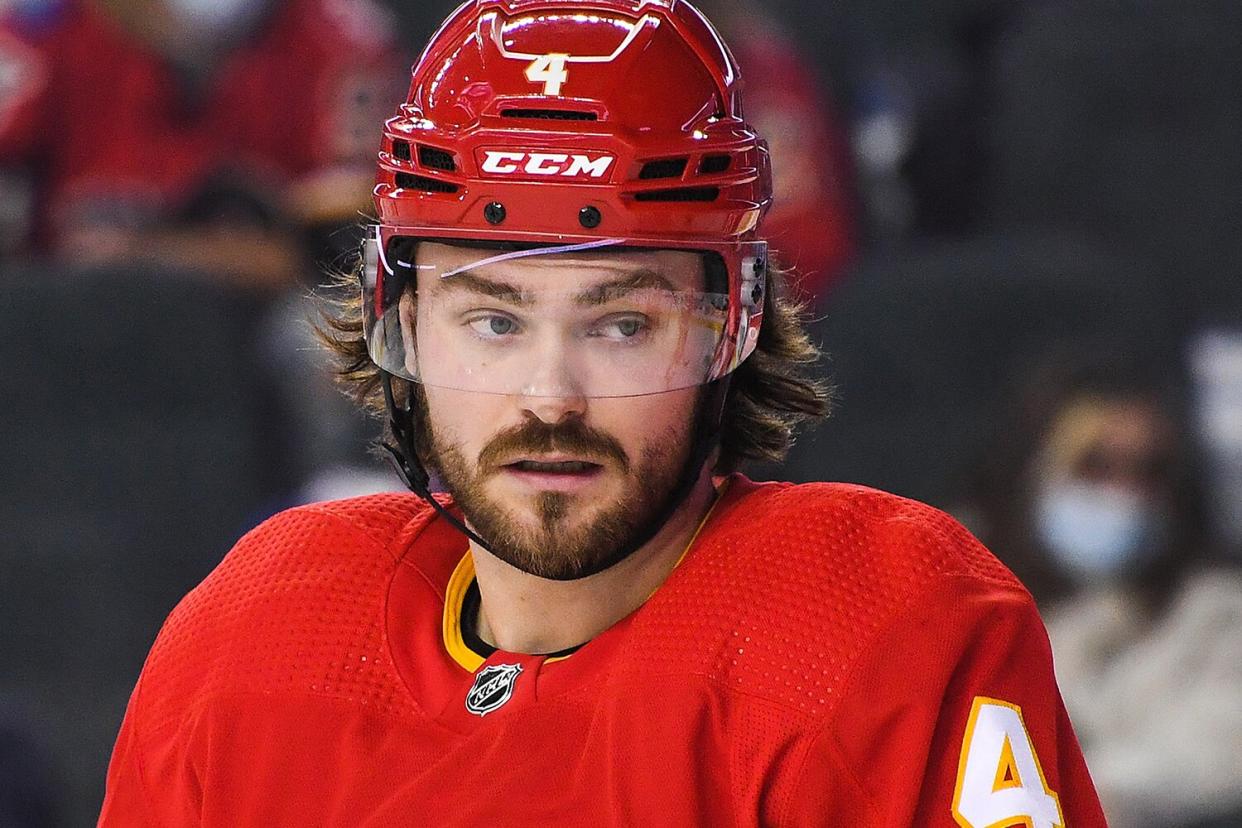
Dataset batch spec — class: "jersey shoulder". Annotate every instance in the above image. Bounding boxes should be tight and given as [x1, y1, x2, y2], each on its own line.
[752, 480, 1017, 586]
[702, 478, 1020, 596]
[625, 479, 1026, 714]
[134, 492, 433, 733]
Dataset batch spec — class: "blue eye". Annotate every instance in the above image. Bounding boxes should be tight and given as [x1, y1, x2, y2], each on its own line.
[467, 314, 519, 338]
[616, 318, 642, 337]
[591, 314, 649, 341]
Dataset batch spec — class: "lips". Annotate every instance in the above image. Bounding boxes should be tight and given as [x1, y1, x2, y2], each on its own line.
[498, 456, 606, 491]
[476, 419, 630, 477]
[509, 459, 600, 473]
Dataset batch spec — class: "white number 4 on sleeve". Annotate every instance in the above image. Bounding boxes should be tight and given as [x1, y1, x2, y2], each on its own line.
[952, 697, 1065, 828]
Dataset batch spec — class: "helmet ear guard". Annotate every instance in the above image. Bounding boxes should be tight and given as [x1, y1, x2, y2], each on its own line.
[730, 250, 766, 370]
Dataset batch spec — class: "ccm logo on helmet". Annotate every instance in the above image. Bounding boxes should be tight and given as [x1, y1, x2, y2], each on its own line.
[477, 149, 615, 181]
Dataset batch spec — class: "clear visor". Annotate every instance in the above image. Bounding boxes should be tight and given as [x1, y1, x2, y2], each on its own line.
[360, 227, 765, 398]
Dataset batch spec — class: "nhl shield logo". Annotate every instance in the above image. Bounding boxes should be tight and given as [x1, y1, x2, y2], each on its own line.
[465, 663, 523, 716]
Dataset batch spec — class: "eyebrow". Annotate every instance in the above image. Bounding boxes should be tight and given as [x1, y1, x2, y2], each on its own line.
[575, 269, 677, 305]
[432, 267, 678, 306]
[432, 271, 533, 305]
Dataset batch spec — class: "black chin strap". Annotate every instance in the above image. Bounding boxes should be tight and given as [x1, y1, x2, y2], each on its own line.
[380, 372, 496, 552]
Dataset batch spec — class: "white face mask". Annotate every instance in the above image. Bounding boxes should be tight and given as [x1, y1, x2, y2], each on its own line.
[163, 0, 267, 37]
[1034, 480, 1167, 583]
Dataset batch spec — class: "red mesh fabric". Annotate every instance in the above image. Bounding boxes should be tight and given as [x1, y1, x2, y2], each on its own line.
[103, 480, 1103, 826]
[616, 481, 1022, 821]
[625, 482, 1018, 707]
[138, 493, 433, 732]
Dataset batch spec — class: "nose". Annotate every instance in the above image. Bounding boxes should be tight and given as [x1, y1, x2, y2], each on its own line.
[516, 333, 588, 424]
[522, 392, 587, 425]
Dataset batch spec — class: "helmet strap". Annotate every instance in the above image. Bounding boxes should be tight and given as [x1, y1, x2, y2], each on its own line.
[380, 372, 497, 553]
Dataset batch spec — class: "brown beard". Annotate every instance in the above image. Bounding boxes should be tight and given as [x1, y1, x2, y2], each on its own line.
[418, 389, 692, 580]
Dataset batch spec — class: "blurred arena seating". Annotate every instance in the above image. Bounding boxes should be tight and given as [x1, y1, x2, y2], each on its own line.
[0, 263, 280, 825]
[762, 231, 1182, 510]
[986, 0, 1242, 320]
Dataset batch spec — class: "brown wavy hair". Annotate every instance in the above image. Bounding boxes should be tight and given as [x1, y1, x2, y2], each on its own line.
[316, 253, 831, 474]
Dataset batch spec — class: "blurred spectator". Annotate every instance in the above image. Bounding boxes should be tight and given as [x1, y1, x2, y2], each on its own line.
[972, 356, 1242, 826]
[0, 0, 402, 285]
[741, 0, 1017, 244]
[0, 0, 408, 497]
[761, 229, 1178, 512]
[695, 0, 857, 303]
[0, 1, 405, 819]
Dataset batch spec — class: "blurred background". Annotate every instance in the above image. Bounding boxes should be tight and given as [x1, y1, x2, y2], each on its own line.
[0, 0, 1239, 824]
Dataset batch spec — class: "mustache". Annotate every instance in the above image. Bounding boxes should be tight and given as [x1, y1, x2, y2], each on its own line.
[478, 417, 630, 473]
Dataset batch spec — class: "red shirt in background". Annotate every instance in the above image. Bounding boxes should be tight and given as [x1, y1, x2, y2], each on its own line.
[725, 17, 857, 303]
[0, 0, 402, 250]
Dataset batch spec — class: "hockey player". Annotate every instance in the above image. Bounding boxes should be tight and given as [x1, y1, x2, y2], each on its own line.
[100, 1, 1106, 824]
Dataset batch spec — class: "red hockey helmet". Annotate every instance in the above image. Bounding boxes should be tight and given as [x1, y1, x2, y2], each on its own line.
[363, 0, 773, 397]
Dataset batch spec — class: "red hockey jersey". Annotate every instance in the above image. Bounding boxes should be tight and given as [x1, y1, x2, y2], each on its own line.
[100, 477, 1105, 826]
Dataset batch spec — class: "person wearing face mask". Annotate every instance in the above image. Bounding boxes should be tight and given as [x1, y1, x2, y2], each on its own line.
[1030, 395, 1178, 588]
[972, 358, 1242, 828]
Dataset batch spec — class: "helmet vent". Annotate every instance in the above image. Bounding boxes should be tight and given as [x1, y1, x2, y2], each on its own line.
[698, 154, 731, 174]
[417, 145, 457, 172]
[634, 186, 720, 203]
[395, 172, 460, 194]
[392, 140, 412, 161]
[638, 158, 688, 180]
[500, 108, 598, 121]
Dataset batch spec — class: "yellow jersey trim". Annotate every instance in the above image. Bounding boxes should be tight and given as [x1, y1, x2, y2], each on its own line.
[440, 477, 731, 672]
[442, 552, 485, 672]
